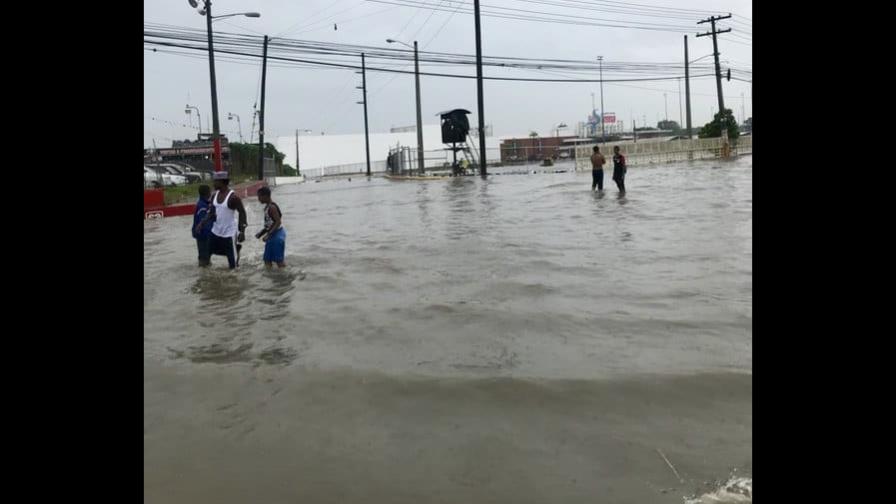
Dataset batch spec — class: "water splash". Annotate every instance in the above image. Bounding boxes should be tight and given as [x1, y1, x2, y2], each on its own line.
[685, 476, 752, 504]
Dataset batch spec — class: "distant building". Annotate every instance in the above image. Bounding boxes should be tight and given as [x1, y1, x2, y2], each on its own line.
[146, 136, 231, 173]
[632, 128, 675, 140]
[499, 135, 577, 164]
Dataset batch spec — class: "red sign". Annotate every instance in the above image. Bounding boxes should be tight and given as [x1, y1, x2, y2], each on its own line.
[603, 113, 616, 124]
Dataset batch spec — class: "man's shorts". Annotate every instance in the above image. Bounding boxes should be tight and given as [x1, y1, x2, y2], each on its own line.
[210, 233, 238, 269]
[263, 228, 286, 263]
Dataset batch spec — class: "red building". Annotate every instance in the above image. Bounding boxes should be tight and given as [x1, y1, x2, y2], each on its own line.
[500, 135, 577, 164]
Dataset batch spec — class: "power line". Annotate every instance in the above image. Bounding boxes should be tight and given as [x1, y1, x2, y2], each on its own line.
[364, 0, 702, 32]
[370, 0, 466, 96]
[503, 0, 714, 22]
[273, 0, 354, 39]
[145, 25, 752, 76]
[146, 38, 721, 82]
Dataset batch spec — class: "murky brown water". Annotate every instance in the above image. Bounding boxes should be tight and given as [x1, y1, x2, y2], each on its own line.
[144, 157, 752, 503]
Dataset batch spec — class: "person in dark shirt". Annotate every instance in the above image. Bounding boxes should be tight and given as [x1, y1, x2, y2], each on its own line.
[612, 146, 627, 194]
[192, 185, 213, 267]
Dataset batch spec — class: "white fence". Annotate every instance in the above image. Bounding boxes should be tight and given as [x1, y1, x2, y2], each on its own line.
[574, 135, 752, 171]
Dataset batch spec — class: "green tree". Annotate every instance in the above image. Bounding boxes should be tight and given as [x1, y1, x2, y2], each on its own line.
[657, 120, 680, 131]
[228, 142, 286, 176]
[529, 131, 539, 138]
[698, 109, 740, 140]
[282, 164, 297, 176]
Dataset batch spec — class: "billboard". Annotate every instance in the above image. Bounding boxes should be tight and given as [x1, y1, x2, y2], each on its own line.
[603, 113, 616, 124]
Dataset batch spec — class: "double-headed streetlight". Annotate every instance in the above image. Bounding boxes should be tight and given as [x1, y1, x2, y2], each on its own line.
[227, 113, 242, 142]
[555, 122, 568, 137]
[185, 105, 202, 134]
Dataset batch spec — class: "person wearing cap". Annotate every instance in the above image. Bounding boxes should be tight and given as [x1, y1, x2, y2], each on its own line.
[194, 172, 248, 269]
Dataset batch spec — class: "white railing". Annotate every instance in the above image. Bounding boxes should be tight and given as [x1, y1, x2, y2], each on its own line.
[574, 136, 752, 171]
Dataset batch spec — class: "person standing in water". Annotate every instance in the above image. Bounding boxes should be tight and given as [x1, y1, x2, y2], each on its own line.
[192, 185, 213, 267]
[195, 172, 247, 269]
[255, 186, 286, 269]
[590, 145, 606, 191]
[612, 145, 627, 194]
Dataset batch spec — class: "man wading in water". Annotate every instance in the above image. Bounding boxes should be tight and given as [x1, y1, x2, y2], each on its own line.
[590, 145, 606, 191]
[195, 172, 248, 269]
[612, 145, 627, 195]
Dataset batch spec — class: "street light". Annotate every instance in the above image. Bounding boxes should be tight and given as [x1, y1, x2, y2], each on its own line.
[185, 105, 201, 135]
[294, 129, 312, 175]
[186, 0, 260, 172]
[597, 56, 606, 144]
[386, 38, 425, 175]
[227, 112, 242, 142]
[211, 12, 260, 21]
[555, 122, 567, 137]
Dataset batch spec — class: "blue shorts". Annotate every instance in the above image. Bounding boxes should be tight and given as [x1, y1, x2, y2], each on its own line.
[263, 228, 286, 263]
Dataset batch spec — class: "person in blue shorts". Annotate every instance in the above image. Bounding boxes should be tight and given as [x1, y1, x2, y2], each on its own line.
[192, 185, 213, 267]
[255, 186, 286, 268]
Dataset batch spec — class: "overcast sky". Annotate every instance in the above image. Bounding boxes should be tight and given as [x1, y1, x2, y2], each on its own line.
[144, 0, 752, 148]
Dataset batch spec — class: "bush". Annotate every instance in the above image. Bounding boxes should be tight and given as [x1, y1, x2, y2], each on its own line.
[699, 109, 740, 140]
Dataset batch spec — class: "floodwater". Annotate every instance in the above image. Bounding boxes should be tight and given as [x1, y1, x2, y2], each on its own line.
[144, 157, 752, 503]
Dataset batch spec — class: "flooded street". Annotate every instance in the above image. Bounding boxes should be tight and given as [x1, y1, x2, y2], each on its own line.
[144, 157, 752, 503]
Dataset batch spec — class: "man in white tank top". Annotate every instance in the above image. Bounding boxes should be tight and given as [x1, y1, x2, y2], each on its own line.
[194, 171, 248, 269]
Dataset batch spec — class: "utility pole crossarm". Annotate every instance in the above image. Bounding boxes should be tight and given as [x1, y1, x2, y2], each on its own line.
[696, 28, 731, 38]
[697, 13, 732, 24]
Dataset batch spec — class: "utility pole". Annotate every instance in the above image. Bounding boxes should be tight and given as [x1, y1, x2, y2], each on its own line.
[295, 129, 300, 176]
[203, 0, 223, 172]
[249, 108, 257, 143]
[697, 14, 732, 117]
[357, 53, 371, 177]
[678, 78, 683, 131]
[413, 41, 424, 175]
[684, 35, 693, 138]
[257, 35, 269, 181]
[473, 0, 487, 177]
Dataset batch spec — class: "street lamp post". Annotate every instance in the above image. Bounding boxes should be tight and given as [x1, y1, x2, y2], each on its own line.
[185, 105, 201, 135]
[386, 38, 425, 175]
[295, 128, 311, 175]
[186, 1, 260, 172]
[664, 93, 668, 122]
[597, 56, 606, 144]
[555, 122, 567, 137]
[227, 112, 242, 142]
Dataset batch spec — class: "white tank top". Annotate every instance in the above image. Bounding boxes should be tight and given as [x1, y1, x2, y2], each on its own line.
[211, 190, 237, 238]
